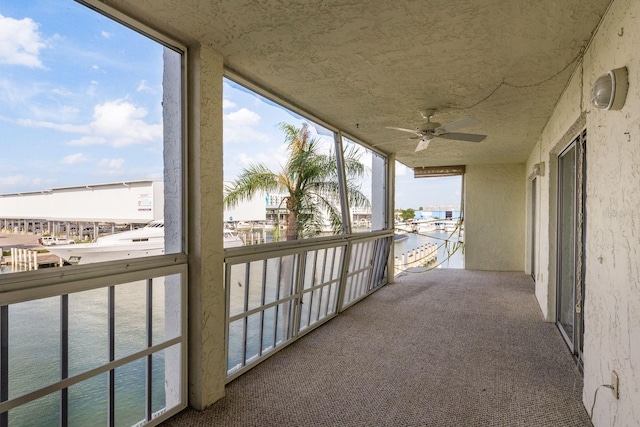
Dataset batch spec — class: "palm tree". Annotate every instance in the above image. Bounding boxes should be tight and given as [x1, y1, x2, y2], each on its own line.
[224, 122, 370, 241]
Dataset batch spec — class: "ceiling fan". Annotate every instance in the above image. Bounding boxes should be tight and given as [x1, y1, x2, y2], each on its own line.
[386, 109, 487, 151]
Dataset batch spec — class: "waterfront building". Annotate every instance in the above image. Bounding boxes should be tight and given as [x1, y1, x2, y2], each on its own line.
[0, 180, 163, 239]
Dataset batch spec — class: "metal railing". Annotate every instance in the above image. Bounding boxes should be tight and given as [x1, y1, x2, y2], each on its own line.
[0, 255, 188, 427]
[224, 231, 393, 382]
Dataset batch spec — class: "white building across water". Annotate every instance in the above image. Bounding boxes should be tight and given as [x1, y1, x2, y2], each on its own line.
[0, 180, 163, 238]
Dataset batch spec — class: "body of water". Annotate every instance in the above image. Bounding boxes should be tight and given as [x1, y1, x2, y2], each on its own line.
[2, 280, 168, 427]
[394, 229, 464, 270]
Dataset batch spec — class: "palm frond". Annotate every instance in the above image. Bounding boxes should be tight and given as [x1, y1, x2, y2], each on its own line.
[224, 163, 278, 209]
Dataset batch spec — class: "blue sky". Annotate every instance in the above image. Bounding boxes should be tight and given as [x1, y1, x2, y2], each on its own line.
[0, 0, 164, 193]
[1, 0, 460, 209]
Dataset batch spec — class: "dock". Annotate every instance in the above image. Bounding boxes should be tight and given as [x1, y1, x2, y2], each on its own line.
[1, 232, 66, 271]
[394, 242, 438, 274]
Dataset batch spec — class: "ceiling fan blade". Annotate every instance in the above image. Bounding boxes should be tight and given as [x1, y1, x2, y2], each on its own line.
[415, 139, 431, 151]
[434, 117, 480, 134]
[436, 132, 487, 142]
[386, 126, 420, 134]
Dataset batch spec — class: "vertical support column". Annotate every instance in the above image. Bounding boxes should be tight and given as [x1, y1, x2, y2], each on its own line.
[386, 154, 396, 283]
[334, 132, 351, 235]
[145, 279, 153, 422]
[107, 286, 115, 427]
[60, 295, 68, 427]
[162, 45, 184, 411]
[187, 45, 226, 409]
[1, 305, 8, 427]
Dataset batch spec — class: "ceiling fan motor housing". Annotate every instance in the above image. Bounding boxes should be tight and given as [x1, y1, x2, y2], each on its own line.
[418, 121, 441, 133]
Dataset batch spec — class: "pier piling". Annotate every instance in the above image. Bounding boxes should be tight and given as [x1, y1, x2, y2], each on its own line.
[394, 242, 438, 275]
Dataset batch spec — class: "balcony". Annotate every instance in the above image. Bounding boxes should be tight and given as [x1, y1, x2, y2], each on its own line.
[163, 269, 591, 426]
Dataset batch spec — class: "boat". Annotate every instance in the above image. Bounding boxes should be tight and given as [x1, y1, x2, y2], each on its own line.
[46, 220, 243, 265]
[417, 221, 436, 233]
[38, 236, 75, 245]
[394, 231, 409, 242]
[444, 221, 459, 232]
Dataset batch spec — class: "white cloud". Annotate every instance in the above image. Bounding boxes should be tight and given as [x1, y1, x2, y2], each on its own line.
[86, 80, 98, 96]
[95, 158, 125, 176]
[98, 158, 125, 169]
[136, 79, 159, 94]
[101, 31, 111, 39]
[0, 78, 42, 105]
[223, 98, 236, 109]
[90, 99, 162, 146]
[92, 64, 100, 71]
[30, 104, 80, 122]
[16, 118, 89, 133]
[235, 143, 289, 173]
[395, 162, 408, 176]
[67, 136, 107, 146]
[225, 108, 260, 126]
[16, 98, 162, 147]
[0, 14, 46, 67]
[0, 175, 29, 187]
[224, 107, 271, 144]
[51, 87, 74, 97]
[60, 153, 88, 165]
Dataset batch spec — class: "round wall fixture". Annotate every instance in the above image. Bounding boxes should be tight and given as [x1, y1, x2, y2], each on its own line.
[591, 67, 629, 110]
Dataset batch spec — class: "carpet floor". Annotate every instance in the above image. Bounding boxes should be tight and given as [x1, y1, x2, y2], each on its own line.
[163, 269, 591, 426]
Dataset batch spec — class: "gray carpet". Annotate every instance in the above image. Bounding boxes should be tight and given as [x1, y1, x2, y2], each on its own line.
[163, 269, 591, 426]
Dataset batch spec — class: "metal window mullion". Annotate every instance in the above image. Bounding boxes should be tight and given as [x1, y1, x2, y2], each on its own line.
[325, 247, 337, 315]
[145, 278, 153, 422]
[336, 242, 353, 312]
[306, 251, 319, 326]
[363, 241, 376, 293]
[357, 243, 369, 296]
[370, 238, 382, 290]
[334, 131, 352, 234]
[224, 263, 232, 373]
[60, 294, 68, 427]
[108, 285, 115, 427]
[242, 263, 250, 366]
[349, 243, 363, 302]
[316, 249, 328, 322]
[1, 305, 8, 427]
[272, 257, 283, 347]
[258, 259, 267, 357]
[292, 253, 306, 337]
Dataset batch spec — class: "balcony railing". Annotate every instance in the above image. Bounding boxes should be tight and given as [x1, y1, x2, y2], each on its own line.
[224, 231, 393, 381]
[0, 256, 187, 427]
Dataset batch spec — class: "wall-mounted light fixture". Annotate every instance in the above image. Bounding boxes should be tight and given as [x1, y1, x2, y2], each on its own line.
[532, 162, 545, 177]
[591, 67, 629, 110]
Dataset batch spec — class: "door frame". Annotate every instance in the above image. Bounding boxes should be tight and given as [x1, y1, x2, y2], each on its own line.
[555, 130, 586, 365]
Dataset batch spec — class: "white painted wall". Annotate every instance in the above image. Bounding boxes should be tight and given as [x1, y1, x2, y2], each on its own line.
[0, 181, 163, 222]
[527, 0, 640, 425]
[223, 183, 267, 222]
[464, 163, 525, 271]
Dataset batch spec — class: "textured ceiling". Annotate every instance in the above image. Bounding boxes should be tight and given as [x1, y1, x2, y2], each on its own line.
[100, 0, 611, 168]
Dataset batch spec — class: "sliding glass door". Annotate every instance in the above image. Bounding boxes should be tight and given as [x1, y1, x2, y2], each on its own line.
[531, 177, 537, 280]
[556, 131, 586, 364]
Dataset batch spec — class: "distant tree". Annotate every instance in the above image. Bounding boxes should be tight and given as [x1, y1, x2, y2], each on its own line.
[419, 206, 424, 211]
[224, 122, 369, 240]
[399, 208, 416, 222]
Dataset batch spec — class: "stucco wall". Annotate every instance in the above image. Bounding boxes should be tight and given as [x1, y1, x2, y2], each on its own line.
[187, 45, 227, 409]
[527, 0, 640, 425]
[464, 164, 525, 271]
